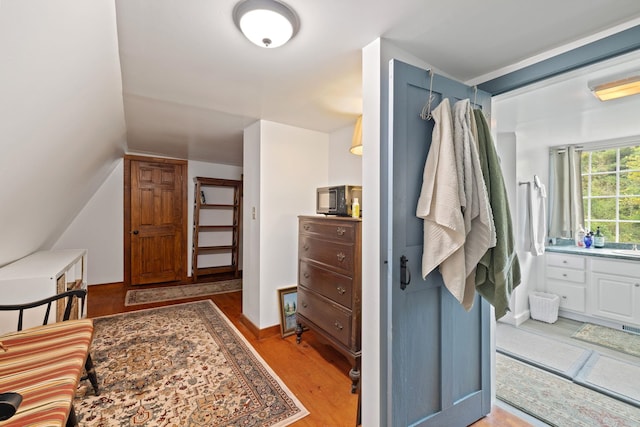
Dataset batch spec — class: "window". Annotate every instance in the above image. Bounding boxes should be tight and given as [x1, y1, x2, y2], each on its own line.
[581, 145, 640, 243]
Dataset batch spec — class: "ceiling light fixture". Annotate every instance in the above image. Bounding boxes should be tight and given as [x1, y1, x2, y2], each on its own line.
[233, 0, 300, 48]
[589, 74, 640, 101]
[350, 116, 363, 156]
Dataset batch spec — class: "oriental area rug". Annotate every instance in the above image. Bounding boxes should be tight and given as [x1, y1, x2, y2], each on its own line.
[124, 279, 242, 306]
[496, 353, 640, 427]
[572, 323, 640, 358]
[74, 300, 309, 426]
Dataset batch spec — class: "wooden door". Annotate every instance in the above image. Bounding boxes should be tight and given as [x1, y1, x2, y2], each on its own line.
[383, 59, 492, 426]
[125, 156, 187, 285]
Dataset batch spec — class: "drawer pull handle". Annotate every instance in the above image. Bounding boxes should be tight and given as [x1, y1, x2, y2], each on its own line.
[303, 244, 309, 251]
[303, 224, 310, 230]
[562, 295, 567, 299]
[563, 260, 567, 264]
[337, 252, 346, 262]
[635, 284, 640, 287]
[336, 227, 346, 236]
[337, 286, 346, 295]
[303, 272, 310, 279]
[334, 321, 343, 331]
[302, 302, 308, 308]
[562, 274, 567, 277]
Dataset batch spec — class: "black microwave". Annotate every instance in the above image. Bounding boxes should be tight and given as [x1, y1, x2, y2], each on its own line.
[316, 185, 362, 216]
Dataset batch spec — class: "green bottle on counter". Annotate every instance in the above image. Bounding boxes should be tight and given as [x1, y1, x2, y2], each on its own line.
[594, 227, 605, 248]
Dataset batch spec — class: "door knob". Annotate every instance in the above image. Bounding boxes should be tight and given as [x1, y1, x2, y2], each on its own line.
[131, 230, 139, 235]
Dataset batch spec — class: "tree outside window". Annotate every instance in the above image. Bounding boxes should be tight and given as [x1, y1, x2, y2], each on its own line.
[581, 145, 640, 243]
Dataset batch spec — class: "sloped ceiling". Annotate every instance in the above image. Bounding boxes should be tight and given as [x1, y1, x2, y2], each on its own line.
[115, 0, 640, 166]
[0, 0, 126, 266]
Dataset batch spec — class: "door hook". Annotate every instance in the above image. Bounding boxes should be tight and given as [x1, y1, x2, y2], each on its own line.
[400, 255, 411, 290]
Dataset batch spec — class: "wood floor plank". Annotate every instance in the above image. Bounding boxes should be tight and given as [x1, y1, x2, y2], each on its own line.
[87, 283, 530, 426]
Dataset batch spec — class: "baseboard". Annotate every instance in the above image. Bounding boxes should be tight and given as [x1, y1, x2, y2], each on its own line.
[87, 281, 124, 288]
[239, 314, 280, 340]
[513, 309, 530, 326]
[558, 310, 625, 330]
[499, 309, 530, 326]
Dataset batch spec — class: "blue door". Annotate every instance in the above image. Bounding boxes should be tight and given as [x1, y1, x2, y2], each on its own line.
[383, 59, 492, 426]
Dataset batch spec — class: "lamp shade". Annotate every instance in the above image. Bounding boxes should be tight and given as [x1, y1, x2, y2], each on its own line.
[350, 116, 363, 155]
[233, 0, 300, 48]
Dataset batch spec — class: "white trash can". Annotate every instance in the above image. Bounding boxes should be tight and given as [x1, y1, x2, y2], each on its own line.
[529, 292, 560, 324]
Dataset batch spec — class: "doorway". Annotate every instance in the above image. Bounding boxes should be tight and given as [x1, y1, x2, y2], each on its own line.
[124, 155, 188, 286]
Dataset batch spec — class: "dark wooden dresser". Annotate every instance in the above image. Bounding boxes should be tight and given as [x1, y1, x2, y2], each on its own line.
[296, 215, 362, 393]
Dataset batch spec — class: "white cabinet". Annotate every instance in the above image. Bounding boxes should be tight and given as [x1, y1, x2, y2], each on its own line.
[0, 249, 87, 334]
[545, 253, 587, 313]
[591, 259, 640, 325]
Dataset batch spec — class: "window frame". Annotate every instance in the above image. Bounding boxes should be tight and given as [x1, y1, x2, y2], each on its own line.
[581, 145, 640, 243]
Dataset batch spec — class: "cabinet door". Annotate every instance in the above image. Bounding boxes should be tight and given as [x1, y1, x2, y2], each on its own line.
[592, 273, 639, 324]
[547, 280, 586, 312]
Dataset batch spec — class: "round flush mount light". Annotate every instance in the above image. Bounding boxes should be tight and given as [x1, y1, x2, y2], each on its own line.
[233, 0, 300, 48]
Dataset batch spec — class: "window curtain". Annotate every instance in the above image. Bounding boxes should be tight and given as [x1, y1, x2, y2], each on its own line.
[549, 145, 584, 238]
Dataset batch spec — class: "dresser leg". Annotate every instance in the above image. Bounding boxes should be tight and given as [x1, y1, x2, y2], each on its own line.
[295, 322, 304, 344]
[349, 365, 360, 394]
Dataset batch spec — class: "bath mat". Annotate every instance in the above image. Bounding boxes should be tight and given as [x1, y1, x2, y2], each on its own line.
[124, 279, 242, 306]
[572, 323, 640, 357]
[496, 353, 640, 427]
[496, 322, 591, 378]
[574, 352, 640, 408]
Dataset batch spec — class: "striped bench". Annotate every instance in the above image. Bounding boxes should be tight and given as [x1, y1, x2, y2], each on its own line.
[0, 319, 94, 426]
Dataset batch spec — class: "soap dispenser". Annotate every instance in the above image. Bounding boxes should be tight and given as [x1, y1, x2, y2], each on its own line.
[594, 227, 605, 248]
[351, 198, 360, 218]
[576, 225, 585, 247]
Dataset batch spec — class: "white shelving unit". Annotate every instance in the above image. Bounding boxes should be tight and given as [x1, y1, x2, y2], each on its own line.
[0, 249, 87, 334]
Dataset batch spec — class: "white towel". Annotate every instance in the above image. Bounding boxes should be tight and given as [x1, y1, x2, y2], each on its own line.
[416, 99, 466, 303]
[450, 99, 496, 310]
[527, 182, 547, 256]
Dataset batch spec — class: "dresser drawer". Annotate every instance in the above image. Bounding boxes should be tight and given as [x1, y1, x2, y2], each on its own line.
[546, 266, 586, 284]
[299, 236, 354, 273]
[299, 218, 357, 243]
[297, 287, 352, 348]
[299, 260, 353, 308]
[546, 253, 585, 270]
[547, 281, 585, 312]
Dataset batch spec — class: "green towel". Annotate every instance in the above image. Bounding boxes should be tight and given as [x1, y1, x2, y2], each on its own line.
[473, 109, 521, 319]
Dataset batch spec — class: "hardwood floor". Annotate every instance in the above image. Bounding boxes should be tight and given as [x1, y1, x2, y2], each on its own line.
[87, 282, 531, 426]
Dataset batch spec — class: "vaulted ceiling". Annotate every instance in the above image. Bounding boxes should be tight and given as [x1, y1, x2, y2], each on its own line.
[116, 0, 640, 166]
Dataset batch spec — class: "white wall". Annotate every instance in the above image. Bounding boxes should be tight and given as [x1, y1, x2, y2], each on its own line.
[243, 122, 262, 326]
[260, 122, 329, 327]
[0, 0, 126, 267]
[54, 159, 123, 285]
[328, 122, 362, 186]
[242, 120, 329, 328]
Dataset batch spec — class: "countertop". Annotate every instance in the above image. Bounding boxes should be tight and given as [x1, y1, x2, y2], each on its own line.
[545, 244, 640, 261]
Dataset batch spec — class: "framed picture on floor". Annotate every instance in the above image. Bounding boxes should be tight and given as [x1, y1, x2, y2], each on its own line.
[278, 286, 298, 337]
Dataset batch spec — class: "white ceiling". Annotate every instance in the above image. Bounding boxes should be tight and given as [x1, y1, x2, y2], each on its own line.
[115, 0, 640, 166]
